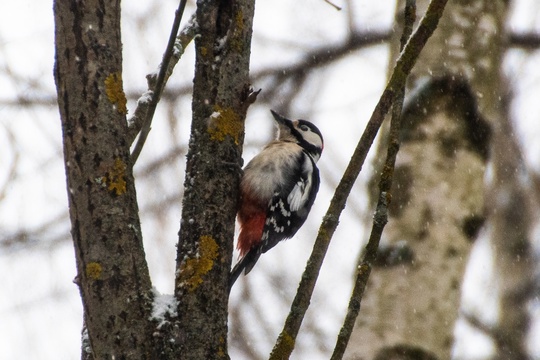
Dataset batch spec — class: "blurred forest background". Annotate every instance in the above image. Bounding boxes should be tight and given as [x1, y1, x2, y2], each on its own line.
[2, 0, 540, 359]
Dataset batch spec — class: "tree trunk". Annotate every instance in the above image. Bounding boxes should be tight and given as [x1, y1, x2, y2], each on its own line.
[345, 1, 507, 359]
[54, 0, 154, 358]
[173, 1, 256, 359]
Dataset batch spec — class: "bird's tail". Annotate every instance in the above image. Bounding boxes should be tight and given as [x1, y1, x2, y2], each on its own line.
[229, 249, 261, 292]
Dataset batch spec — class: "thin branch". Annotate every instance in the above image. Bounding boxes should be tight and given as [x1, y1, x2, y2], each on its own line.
[330, 2, 415, 358]
[0, 124, 19, 203]
[256, 29, 390, 105]
[508, 32, 540, 49]
[135, 29, 389, 105]
[0, 29, 389, 109]
[462, 311, 501, 342]
[1, 211, 68, 250]
[462, 308, 533, 357]
[323, 0, 342, 11]
[269, 0, 449, 358]
[255, 29, 390, 80]
[400, 0, 417, 50]
[4, 30, 539, 112]
[129, 0, 190, 164]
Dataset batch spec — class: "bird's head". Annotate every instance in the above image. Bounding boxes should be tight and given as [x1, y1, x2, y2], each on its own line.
[270, 110, 324, 162]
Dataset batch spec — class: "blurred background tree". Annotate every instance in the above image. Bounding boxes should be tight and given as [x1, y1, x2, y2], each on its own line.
[345, 1, 536, 360]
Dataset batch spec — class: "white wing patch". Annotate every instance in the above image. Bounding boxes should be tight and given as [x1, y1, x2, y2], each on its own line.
[287, 157, 313, 212]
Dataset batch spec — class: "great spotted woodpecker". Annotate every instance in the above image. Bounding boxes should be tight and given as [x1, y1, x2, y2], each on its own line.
[229, 110, 323, 290]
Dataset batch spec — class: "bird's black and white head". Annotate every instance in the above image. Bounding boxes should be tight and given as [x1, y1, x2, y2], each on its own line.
[270, 110, 324, 162]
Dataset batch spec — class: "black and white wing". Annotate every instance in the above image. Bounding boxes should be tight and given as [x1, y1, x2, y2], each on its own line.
[260, 151, 320, 254]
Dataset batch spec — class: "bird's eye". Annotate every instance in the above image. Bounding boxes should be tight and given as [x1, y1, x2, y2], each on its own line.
[299, 124, 309, 132]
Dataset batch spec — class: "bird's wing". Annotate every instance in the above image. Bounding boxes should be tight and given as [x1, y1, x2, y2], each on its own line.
[260, 152, 319, 253]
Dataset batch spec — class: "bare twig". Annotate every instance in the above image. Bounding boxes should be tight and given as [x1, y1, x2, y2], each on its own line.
[462, 311, 500, 340]
[269, 1, 449, 358]
[323, 0, 342, 11]
[400, 0, 416, 49]
[330, 2, 415, 359]
[508, 32, 540, 49]
[0, 124, 19, 203]
[130, 0, 190, 164]
[0, 29, 389, 110]
[5, 31, 539, 112]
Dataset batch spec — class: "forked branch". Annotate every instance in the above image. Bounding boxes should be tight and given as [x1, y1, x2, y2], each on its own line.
[269, 0, 449, 358]
[129, 0, 192, 163]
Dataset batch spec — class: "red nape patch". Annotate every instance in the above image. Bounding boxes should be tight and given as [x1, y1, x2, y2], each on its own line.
[237, 212, 265, 257]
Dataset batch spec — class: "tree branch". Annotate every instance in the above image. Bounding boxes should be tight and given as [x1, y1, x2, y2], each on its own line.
[269, 0, 449, 358]
[130, 0, 189, 164]
[5, 30, 540, 112]
[508, 32, 540, 49]
[128, 5, 195, 161]
[330, 1, 415, 358]
[323, 0, 342, 11]
[53, 0, 155, 357]
[173, 0, 257, 358]
[0, 29, 390, 110]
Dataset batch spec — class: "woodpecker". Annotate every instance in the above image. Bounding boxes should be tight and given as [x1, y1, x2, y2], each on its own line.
[229, 110, 323, 290]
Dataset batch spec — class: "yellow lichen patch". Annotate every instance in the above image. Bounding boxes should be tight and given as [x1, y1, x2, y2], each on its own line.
[231, 11, 245, 52]
[217, 336, 226, 358]
[208, 105, 243, 145]
[86, 262, 103, 280]
[104, 72, 128, 115]
[178, 235, 219, 292]
[270, 332, 296, 360]
[235, 11, 244, 32]
[105, 158, 127, 195]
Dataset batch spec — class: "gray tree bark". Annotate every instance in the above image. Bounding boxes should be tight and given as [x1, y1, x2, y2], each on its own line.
[173, 1, 256, 359]
[345, 1, 507, 359]
[54, 0, 154, 358]
[54, 0, 256, 358]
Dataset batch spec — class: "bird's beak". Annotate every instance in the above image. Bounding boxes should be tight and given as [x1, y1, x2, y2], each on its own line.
[270, 110, 292, 126]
